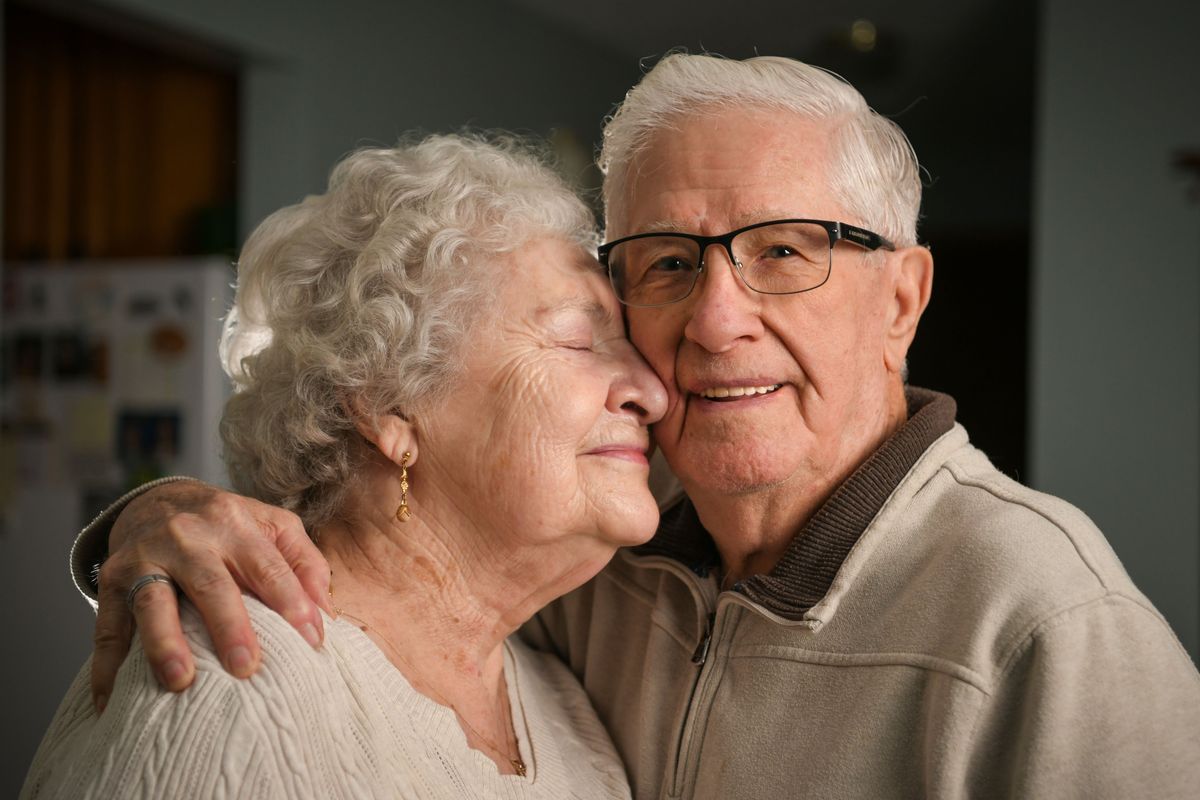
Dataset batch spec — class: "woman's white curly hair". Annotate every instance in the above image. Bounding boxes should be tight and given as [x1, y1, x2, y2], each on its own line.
[219, 133, 597, 531]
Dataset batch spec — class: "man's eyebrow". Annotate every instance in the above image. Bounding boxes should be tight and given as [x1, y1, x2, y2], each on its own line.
[636, 218, 693, 234]
[635, 209, 799, 235]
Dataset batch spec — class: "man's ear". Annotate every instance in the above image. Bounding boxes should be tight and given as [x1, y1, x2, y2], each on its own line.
[349, 400, 419, 468]
[883, 245, 933, 374]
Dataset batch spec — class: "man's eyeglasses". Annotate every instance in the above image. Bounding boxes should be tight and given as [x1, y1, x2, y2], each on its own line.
[598, 219, 895, 308]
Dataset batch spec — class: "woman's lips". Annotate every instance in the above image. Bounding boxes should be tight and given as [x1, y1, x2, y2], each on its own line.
[584, 444, 650, 465]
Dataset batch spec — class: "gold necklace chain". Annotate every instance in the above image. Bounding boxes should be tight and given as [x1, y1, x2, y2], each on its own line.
[328, 574, 527, 777]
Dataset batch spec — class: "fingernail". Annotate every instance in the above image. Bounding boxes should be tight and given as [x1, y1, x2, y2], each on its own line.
[226, 646, 253, 677]
[300, 623, 322, 649]
[161, 658, 187, 687]
[95, 694, 108, 714]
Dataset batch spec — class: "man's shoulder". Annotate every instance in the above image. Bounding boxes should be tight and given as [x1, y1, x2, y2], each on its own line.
[875, 436, 1177, 674]
[920, 440, 1132, 592]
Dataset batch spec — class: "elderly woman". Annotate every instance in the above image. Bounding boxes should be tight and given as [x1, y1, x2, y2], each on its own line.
[23, 134, 665, 798]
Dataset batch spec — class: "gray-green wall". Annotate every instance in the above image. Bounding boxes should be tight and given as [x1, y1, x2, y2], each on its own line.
[1032, 0, 1199, 658]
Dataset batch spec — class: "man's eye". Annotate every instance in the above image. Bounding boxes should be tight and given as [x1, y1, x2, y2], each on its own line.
[647, 256, 694, 273]
[763, 245, 797, 259]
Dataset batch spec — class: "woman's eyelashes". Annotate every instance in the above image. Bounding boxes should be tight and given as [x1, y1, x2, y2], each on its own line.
[547, 314, 622, 353]
[551, 323, 597, 352]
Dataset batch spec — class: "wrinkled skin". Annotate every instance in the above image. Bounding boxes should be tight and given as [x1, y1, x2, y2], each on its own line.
[614, 109, 931, 579]
[88, 108, 932, 707]
[92, 237, 666, 708]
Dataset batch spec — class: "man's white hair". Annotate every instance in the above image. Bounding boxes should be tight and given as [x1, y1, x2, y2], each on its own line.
[219, 133, 597, 530]
[599, 53, 922, 247]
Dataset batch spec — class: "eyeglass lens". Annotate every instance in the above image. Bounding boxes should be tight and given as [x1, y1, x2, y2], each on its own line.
[607, 222, 832, 306]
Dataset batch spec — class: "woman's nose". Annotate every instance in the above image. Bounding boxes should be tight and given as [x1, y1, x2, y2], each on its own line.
[610, 342, 667, 424]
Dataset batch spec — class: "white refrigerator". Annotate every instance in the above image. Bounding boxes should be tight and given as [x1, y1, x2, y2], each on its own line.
[0, 257, 234, 791]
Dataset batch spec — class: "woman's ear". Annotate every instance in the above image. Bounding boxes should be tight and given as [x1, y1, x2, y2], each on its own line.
[349, 401, 419, 468]
[883, 245, 934, 375]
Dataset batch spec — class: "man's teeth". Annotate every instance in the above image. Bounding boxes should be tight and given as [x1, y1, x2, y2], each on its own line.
[698, 384, 782, 399]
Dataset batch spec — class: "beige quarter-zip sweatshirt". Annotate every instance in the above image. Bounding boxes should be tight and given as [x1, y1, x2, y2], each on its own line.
[524, 389, 1200, 799]
[65, 389, 1200, 798]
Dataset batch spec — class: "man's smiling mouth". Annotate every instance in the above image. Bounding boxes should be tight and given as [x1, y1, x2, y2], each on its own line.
[696, 383, 783, 401]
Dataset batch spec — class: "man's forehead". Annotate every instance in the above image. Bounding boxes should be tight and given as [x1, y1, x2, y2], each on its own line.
[608, 109, 839, 237]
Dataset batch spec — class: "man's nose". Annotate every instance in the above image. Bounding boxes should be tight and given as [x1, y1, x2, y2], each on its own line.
[682, 244, 764, 353]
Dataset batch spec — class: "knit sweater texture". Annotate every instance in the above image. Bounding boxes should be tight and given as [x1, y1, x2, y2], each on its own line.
[23, 596, 631, 799]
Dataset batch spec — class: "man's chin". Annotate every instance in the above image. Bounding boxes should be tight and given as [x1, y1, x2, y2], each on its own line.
[672, 451, 800, 499]
[660, 418, 794, 480]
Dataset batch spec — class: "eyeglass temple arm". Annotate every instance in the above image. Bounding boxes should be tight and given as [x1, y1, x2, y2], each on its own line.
[837, 223, 895, 252]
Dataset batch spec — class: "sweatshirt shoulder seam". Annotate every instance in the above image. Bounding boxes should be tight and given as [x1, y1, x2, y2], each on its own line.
[940, 460, 1109, 591]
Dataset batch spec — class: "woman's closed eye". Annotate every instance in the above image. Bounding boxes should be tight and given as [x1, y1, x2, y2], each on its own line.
[553, 329, 597, 352]
[559, 329, 627, 354]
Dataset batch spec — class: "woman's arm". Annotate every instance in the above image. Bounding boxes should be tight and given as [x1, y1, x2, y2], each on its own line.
[80, 480, 331, 710]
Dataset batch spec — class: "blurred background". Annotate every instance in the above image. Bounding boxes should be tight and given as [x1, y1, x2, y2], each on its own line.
[1, 0, 1196, 791]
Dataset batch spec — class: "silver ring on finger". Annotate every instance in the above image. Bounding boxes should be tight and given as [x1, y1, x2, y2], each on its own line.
[126, 573, 176, 613]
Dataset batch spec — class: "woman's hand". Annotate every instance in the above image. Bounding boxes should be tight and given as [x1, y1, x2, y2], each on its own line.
[92, 482, 332, 712]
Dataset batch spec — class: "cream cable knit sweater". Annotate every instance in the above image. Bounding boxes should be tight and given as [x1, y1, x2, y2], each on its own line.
[22, 596, 631, 799]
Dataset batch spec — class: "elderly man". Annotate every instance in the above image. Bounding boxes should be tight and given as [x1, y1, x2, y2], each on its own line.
[71, 55, 1199, 798]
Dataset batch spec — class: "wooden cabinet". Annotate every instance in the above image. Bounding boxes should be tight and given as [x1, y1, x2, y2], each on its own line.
[4, 4, 238, 260]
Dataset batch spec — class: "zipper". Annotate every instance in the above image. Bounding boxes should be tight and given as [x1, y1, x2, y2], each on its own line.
[612, 551, 722, 800]
[691, 612, 716, 665]
[670, 600, 734, 799]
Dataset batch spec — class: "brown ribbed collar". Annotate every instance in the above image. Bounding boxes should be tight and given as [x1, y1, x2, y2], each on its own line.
[630, 387, 957, 620]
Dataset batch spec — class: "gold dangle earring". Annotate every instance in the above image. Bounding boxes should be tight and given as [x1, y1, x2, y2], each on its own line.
[395, 451, 412, 522]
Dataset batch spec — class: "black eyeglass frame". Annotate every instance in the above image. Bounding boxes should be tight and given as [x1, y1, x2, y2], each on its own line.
[597, 218, 896, 308]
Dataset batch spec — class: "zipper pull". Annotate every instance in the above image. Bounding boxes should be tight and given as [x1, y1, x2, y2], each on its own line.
[691, 612, 716, 665]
